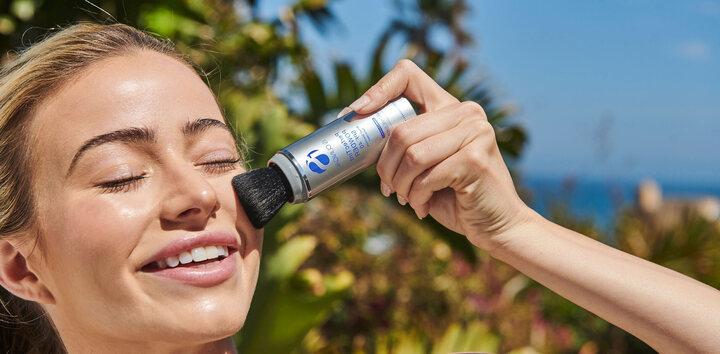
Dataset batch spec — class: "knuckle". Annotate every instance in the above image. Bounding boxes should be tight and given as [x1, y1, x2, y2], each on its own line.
[460, 101, 488, 119]
[466, 119, 496, 144]
[367, 83, 387, 100]
[390, 126, 413, 148]
[478, 120, 496, 138]
[376, 80, 392, 96]
[466, 145, 488, 171]
[395, 58, 417, 72]
[404, 145, 425, 168]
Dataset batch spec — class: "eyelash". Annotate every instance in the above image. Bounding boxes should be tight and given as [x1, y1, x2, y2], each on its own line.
[96, 158, 241, 193]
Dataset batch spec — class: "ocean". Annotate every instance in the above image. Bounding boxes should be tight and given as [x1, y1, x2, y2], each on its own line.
[523, 175, 720, 230]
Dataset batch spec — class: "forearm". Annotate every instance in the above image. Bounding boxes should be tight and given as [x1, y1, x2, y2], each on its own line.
[488, 211, 720, 353]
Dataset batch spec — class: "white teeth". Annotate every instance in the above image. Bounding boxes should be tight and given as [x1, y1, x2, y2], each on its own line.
[166, 255, 180, 268]
[205, 245, 219, 259]
[191, 246, 208, 262]
[154, 245, 231, 270]
[178, 251, 193, 265]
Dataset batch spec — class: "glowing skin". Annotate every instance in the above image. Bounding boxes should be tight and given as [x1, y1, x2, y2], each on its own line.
[22, 50, 261, 353]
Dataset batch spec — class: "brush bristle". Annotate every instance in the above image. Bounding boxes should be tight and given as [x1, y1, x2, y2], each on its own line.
[232, 165, 292, 228]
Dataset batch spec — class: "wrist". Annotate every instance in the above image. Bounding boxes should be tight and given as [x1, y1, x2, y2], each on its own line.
[468, 205, 547, 256]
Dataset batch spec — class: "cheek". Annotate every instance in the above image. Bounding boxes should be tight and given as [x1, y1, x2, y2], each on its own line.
[41, 194, 154, 294]
[214, 177, 261, 250]
[214, 176, 244, 229]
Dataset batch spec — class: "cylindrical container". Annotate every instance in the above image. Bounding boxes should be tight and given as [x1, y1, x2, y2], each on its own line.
[269, 97, 416, 203]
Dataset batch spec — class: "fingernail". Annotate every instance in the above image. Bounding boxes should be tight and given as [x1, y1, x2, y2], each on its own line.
[349, 95, 370, 112]
[397, 194, 407, 206]
[414, 208, 424, 220]
[336, 106, 352, 118]
[380, 182, 392, 197]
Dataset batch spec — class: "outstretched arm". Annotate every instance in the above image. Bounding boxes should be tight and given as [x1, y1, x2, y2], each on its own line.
[349, 59, 720, 353]
[491, 211, 720, 353]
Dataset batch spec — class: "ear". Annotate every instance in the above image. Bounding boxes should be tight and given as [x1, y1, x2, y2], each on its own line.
[0, 239, 55, 304]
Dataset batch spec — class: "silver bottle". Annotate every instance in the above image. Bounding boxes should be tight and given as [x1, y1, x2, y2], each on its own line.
[269, 97, 416, 203]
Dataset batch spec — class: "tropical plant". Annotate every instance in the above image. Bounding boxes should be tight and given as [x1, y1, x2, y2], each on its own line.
[5, 1, 717, 353]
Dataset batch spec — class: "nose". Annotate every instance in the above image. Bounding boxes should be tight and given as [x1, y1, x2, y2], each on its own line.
[159, 166, 220, 230]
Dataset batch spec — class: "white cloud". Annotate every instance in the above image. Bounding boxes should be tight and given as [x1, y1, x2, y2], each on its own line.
[676, 40, 710, 60]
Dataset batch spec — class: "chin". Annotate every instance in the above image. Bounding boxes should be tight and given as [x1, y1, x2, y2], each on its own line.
[191, 313, 247, 342]
[138, 252, 261, 343]
[154, 295, 251, 344]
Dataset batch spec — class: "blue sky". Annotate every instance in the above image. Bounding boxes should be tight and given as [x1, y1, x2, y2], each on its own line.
[260, 0, 720, 185]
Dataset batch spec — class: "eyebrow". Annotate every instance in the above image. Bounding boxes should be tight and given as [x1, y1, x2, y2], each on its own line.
[182, 118, 231, 137]
[66, 118, 232, 177]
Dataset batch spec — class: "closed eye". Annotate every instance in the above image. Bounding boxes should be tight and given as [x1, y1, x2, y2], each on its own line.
[96, 174, 147, 193]
[95, 158, 240, 194]
[197, 158, 241, 174]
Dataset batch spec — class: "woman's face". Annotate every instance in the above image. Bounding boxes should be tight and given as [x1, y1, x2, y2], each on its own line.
[25, 50, 261, 348]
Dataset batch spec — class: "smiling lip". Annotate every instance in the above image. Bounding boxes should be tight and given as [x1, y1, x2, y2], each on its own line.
[140, 232, 240, 287]
[144, 252, 238, 287]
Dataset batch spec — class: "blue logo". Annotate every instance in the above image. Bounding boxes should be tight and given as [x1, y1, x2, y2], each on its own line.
[306, 149, 330, 174]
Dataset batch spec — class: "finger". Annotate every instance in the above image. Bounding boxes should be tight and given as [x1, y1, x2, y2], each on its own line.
[420, 188, 460, 231]
[376, 102, 469, 191]
[377, 101, 488, 192]
[407, 138, 492, 218]
[391, 119, 481, 201]
[406, 153, 463, 218]
[349, 59, 458, 115]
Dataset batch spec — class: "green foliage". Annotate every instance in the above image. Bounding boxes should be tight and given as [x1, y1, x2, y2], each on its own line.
[0, 1, 348, 352]
[617, 211, 720, 289]
[431, 321, 500, 353]
[236, 235, 353, 352]
[4, 1, 651, 353]
[4, 1, 716, 353]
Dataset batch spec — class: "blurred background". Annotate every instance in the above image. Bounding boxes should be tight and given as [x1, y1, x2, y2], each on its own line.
[1, 0, 718, 353]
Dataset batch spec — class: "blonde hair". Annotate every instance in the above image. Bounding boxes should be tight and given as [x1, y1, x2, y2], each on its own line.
[0, 22, 193, 353]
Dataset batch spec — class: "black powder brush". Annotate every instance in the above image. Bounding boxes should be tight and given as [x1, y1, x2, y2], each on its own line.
[231, 98, 416, 229]
[232, 165, 293, 229]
